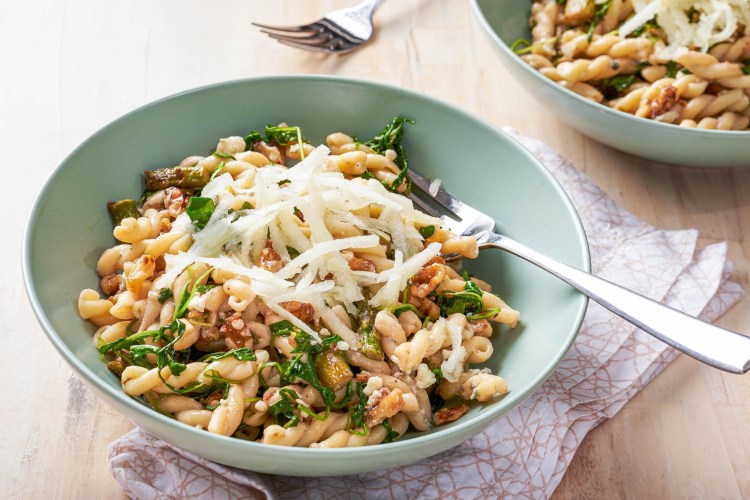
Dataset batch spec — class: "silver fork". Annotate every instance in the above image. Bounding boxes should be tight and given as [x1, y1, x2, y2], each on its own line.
[408, 168, 750, 374]
[252, 0, 385, 54]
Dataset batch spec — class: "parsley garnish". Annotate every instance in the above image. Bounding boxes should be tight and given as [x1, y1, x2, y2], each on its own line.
[157, 287, 173, 304]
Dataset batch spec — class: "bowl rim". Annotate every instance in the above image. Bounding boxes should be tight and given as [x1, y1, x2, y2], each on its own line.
[470, 0, 750, 138]
[22, 74, 591, 459]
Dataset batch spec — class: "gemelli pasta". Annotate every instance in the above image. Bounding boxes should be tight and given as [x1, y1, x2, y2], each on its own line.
[78, 118, 520, 447]
[518, 0, 750, 130]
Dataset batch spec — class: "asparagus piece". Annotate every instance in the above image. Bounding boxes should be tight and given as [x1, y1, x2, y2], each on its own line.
[356, 302, 384, 360]
[144, 166, 210, 190]
[315, 350, 353, 390]
[107, 199, 139, 226]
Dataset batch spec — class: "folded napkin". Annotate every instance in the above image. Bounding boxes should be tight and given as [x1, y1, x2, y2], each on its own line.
[109, 130, 743, 499]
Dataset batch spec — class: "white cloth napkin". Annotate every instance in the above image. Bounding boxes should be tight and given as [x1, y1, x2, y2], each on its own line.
[108, 130, 743, 499]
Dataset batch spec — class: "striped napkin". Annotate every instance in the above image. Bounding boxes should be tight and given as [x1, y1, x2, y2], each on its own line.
[108, 130, 743, 499]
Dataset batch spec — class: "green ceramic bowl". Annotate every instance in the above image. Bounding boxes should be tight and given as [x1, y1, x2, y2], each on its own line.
[471, 0, 750, 168]
[23, 76, 589, 476]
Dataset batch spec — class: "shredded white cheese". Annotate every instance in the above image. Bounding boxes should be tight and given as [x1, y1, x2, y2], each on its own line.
[621, 0, 750, 52]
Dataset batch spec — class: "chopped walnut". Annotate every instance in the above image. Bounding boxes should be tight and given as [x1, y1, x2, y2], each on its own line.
[356, 371, 372, 383]
[364, 387, 404, 427]
[342, 250, 376, 272]
[650, 85, 678, 119]
[100, 274, 122, 296]
[280, 301, 315, 323]
[409, 296, 441, 319]
[410, 256, 447, 299]
[469, 319, 493, 338]
[220, 312, 252, 349]
[205, 391, 224, 408]
[259, 241, 282, 272]
[164, 187, 190, 218]
[125, 255, 156, 294]
[253, 140, 285, 165]
[434, 405, 469, 426]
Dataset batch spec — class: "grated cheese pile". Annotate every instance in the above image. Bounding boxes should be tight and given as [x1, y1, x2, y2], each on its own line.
[620, 0, 750, 52]
[154, 145, 445, 347]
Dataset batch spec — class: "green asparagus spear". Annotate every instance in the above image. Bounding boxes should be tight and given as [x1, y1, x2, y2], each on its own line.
[107, 199, 139, 226]
[144, 166, 210, 190]
[356, 301, 384, 360]
[315, 349, 353, 390]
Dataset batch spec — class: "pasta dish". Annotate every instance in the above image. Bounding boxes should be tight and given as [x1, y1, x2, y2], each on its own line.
[77, 118, 519, 447]
[518, 0, 750, 130]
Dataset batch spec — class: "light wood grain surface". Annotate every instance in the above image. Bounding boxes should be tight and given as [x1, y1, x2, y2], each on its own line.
[3, 0, 750, 498]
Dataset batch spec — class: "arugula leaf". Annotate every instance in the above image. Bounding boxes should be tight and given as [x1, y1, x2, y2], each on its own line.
[382, 303, 424, 319]
[157, 287, 173, 304]
[666, 60, 679, 78]
[364, 116, 415, 193]
[173, 266, 214, 320]
[348, 382, 369, 435]
[185, 196, 216, 230]
[244, 131, 263, 146]
[195, 284, 217, 294]
[510, 38, 532, 54]
[466, 307, 503, 321]
[587, 0, 612, 42]
[436, 271, 484, 316]
[286, 245, 300, 259]
[418, 225, 436, 239]
[209, 161, 225, 181]
[137, 189, 158, 206]
[265, 125, 306, 146]
[742, 63, 750, 75]
[213, 152, 234, 159]
[432, 368, 444, 380]
[198, 348, 257, 363]
[601, 74, 636, 94]
[382, 420, 399, 443]
[269, 388, 302, 428]
[359, 171, 377, 180]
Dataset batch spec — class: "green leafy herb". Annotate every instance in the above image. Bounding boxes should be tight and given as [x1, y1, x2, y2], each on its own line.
[213, 151, 234, 159]
[602, 74, 636, 93]
[418, 225, 436, 239]
[364, 116, 415, 193]
[209, 161, 225, 181]
[466, 307, 502, 320]
[349, 382, 369, 435]
[286, 246, 300, 258]
[185, 196, 216, 230]
[437, 271, 484, 317]
[510, 38, 532, 54]
[742, 63, 750, 75]
[278, 179, 291, 186]
[432, 368, 444, 380]
[666, 60, 679, 78]
[199, 348, 257, 363]
[244, 131, 263, 146]
[173, 266, 214, 321]
[359, 171, 377, 180]
[382, 420, 399, 443]
[587, 0, 612, 42]
[382, 303, 424, 319]
[157, 287, 173, 304]
[265, 125, 307, 147]
[195, 284, 217, 294]
[269, 388, 302, 428]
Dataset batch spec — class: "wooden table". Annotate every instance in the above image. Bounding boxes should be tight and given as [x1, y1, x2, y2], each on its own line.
[4, 1, 749, 498]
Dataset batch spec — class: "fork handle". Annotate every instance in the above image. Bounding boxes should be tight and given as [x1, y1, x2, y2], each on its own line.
[487, 233, 750, 374]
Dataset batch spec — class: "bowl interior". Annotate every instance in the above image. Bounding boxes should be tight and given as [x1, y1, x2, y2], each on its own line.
[24, 76, 589, 473]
